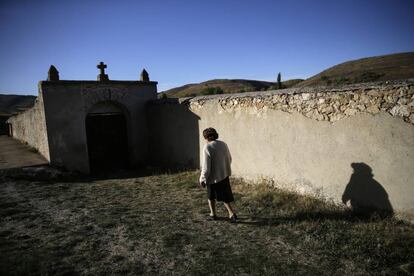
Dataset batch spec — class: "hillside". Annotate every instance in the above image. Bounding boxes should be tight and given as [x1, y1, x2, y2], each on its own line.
[0, 94, 36, 116]
[162, 52, 414, 97]
[163, 78, 303, 98]
[295, 52, 414, 87]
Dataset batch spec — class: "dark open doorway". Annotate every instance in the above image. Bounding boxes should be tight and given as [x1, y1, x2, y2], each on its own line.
[86, 112, 129, 172]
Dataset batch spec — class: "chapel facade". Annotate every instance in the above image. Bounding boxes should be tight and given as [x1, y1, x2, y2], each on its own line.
[8, 62, 158, 173]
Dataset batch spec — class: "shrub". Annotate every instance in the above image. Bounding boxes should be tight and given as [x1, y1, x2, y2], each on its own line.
[358, 72, 384, 83]
[200, 87, 224, 95]
[334, 77, 350, 85]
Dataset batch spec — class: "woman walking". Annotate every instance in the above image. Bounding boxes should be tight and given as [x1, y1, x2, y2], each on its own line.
[199, 128, 237, 222]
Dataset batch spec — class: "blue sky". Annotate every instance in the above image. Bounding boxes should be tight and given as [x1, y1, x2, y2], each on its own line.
[0, 0, 413, 95]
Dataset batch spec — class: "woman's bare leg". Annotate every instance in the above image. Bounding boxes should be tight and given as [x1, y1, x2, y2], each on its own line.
[223, 202, 235, 218]
[208, 199, 216, 216]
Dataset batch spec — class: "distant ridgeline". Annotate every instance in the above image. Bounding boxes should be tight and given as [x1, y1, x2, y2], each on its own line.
[0, 94, 36, 116]
[162, 52, 414, 97]
[0, 94, 36, 135]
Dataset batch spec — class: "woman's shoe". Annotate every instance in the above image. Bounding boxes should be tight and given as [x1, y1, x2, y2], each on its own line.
[230, 214, 237, 223]
[208, 214, 217, 221]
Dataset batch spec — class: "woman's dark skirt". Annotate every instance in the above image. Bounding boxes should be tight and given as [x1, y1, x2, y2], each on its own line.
[207, 177, 234, 203]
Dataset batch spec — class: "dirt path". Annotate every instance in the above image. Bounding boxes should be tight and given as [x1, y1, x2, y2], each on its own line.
[0, 136, 47, 170]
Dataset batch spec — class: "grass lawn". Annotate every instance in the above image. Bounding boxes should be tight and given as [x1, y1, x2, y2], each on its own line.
[0, 170, 413, 275]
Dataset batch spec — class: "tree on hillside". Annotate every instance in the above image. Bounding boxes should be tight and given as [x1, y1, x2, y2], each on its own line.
[277, 72, 282, 89]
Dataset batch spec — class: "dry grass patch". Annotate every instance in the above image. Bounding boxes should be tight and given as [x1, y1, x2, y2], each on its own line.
[0, 171, 413, 275]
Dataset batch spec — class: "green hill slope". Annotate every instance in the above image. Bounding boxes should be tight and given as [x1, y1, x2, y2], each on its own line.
[163, 79, 303, 98]
[295, 52, 414, 87]
[163, 52, 414, 97]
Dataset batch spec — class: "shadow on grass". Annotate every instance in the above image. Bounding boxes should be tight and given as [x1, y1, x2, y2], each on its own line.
[0, 165, 197, 183]
[78, 166, 201, 184]
[235, 210, 398, 227]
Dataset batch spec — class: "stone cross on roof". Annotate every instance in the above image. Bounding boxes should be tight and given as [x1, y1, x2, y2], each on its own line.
[97, 62, 107, 74]
[97, 61, 109, 81]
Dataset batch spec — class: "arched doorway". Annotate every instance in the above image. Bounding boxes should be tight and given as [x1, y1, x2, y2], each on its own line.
[85, 102, 129, 172]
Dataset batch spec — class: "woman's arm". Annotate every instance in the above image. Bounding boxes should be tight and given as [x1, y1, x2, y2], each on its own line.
[199, 146, 211, 184]
[225, 143, 232, 164]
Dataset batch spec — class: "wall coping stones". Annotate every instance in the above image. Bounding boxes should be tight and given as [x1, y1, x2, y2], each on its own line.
[172, 79, 414, 125]
[186, 79, 414, 101]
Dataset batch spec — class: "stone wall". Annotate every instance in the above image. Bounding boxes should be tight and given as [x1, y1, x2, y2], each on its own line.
[149, 80, 414, 219]
[7, 92, 50, 160]
[147, 99, 200, 168]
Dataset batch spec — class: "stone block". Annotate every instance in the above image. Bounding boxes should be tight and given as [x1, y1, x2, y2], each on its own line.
[390, 105, 410, 117]
[366, 105, 380, 114]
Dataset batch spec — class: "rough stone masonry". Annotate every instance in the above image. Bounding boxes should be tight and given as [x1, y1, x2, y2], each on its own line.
[189, 80, 414, 124]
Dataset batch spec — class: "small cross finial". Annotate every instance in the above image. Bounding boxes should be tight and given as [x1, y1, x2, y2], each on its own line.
[97, 61, 109, 81]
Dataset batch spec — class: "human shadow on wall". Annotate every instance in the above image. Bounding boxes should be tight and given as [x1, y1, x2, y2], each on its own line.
[341, 162, 393, 218]
[235, 162, 394, 226]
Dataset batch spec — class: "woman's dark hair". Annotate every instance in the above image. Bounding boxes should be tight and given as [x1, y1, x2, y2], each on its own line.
[203, 128, 219, 141]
